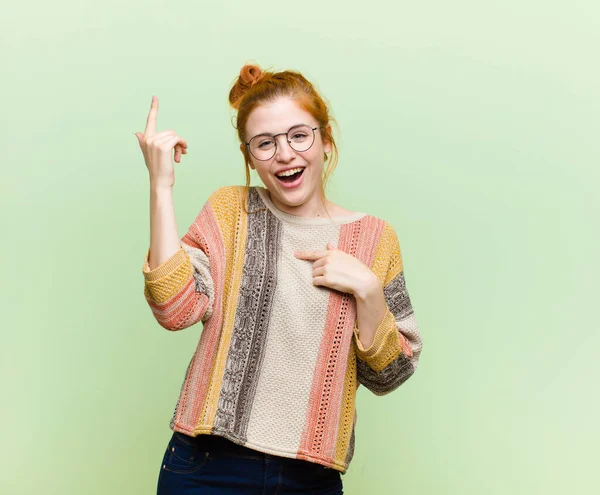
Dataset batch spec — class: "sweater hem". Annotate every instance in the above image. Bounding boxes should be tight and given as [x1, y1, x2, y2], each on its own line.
[171, 422, 349, 474]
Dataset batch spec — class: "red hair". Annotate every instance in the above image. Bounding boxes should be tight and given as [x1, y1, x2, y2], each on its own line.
[228, 63, 340, 215]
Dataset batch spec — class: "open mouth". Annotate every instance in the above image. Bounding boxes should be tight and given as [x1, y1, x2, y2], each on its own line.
[275, 168, 305, 187]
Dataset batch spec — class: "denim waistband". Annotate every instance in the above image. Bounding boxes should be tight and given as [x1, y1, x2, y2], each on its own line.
[173, 431, 267, 458]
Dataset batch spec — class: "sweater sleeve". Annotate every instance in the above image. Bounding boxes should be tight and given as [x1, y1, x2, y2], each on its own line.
[353, 225, 423, 396]
[141, 189, 223, 331]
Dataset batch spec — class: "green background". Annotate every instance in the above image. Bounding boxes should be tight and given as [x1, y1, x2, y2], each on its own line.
[2, 0, 598, 493]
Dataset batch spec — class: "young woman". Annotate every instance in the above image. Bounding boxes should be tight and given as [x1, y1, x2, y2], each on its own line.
[136, 64, 423, 495]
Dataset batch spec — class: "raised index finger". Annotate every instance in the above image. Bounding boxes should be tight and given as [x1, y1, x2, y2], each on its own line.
[144, 95, 159, 137]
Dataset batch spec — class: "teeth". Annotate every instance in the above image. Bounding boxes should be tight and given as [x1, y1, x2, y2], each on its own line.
[276, 167, 304, 177]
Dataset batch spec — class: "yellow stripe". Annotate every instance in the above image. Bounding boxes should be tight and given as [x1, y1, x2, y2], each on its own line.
[198, 186, 249, 428]
[142, 246, 192, 303]
[335, 349, 358, 464]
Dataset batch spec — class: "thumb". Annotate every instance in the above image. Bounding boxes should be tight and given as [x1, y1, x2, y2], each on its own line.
[326, 242, 337, 250]
[135, 132, 144, 144]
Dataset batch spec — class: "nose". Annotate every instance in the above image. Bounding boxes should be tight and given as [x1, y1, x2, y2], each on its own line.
[274, 133, 296, 162]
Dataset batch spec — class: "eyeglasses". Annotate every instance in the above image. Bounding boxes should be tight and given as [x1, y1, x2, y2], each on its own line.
[245, 124, 322, 161]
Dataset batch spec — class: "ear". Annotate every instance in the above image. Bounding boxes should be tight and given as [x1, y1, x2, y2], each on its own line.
[240, 143, 256, 170]
[323, 124, 332, 155]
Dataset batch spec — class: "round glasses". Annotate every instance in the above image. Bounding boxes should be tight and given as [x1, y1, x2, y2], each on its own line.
[245, 124, 321, 161]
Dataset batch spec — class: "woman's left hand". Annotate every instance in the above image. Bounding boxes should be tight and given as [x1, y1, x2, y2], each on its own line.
[293, 243, 379, 297]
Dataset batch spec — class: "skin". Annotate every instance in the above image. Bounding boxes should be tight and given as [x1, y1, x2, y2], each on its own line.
[242, 97, 390, 349]
[294, 243, 389, 350]
[241, 96, 335, 218]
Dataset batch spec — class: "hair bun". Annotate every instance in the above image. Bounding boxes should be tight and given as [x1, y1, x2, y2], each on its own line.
[240, 64, 263, 86]
[229, 64, 265, 110]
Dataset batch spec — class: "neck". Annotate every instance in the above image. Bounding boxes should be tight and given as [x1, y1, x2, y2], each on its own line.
[267, 189, 330, 218]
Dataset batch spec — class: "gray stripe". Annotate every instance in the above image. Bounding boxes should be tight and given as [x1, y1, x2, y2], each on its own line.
[384, 271, 414, 320]
[356, 354, 415, 396]
[213, 187, 281, 440]
[181, 242, 215, 322]
[356, 271, 417, 395]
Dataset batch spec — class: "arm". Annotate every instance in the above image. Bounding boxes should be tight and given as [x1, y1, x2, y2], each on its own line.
[352, 227, 423, 396]
[147, 185, 181, 270]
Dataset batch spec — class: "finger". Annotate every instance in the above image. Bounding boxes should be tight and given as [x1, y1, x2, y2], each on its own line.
[160, 135, 188, 152]
[294, 250, 327, 260]
[157, 129, 188, 149]
[157, 135, 188, 162]
[153, 131, 188, 149]
[151, 131, 178, 146]
[174, 144, 183, 163]
[312, 266, 325, 277]
[144, 95, 159, 137]
[311, 258, 326, 269]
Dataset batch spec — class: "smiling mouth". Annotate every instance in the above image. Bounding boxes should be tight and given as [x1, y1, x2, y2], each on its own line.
[275, 168, 305, 183]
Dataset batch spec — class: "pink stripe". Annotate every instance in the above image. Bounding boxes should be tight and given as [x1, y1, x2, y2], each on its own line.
[172, 202, 227, 432]
[146, 277, 210, 329]
[299, 216, 386, 462]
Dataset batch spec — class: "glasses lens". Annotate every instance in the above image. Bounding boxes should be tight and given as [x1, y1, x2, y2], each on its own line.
[249, 135, 276, 160]
[288, 125, 315, 152]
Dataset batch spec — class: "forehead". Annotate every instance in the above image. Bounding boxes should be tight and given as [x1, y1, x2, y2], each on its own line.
[246, 97, 315, 136]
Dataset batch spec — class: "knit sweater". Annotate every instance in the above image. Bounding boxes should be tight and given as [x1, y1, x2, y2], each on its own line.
[142, 185, 423, 474]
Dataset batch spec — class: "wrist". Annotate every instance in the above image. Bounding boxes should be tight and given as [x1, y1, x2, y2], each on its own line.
[354, 276, 382, 302]
[150, 183, 174, 195]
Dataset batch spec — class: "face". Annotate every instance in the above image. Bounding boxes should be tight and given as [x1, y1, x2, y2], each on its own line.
[240, 97, 332, 217]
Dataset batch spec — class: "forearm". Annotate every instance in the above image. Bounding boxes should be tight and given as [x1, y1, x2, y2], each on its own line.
[148, 185, 181, 270]
[354, 279, 389, 350]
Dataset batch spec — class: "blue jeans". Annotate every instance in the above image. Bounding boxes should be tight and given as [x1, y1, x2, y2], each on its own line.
[157, 431, 344, 494]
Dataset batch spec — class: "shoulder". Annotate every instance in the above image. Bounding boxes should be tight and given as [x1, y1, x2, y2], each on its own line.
[190, 186, 246, 243]
[373, 218, 401, 255]
[377, 220, 403, 282]
[207, 184, 245, 202]
[361, 215, 403, 280]
[360, 214, 399, 243]
[202, 185, 251, 211]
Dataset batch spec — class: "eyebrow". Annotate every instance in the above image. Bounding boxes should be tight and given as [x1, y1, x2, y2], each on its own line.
[252, 123, 308, 138]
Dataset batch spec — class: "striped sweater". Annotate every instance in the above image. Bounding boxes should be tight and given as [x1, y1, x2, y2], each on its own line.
[142, 185, 423, 474]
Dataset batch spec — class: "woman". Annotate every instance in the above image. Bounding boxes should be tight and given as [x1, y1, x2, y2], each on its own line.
[136, 63, 423, 494]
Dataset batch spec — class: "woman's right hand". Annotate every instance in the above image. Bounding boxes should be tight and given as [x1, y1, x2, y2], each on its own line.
[135, 96, 188, 189]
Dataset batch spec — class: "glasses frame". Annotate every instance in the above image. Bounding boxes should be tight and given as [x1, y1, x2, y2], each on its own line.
[245, 125, 323, 161]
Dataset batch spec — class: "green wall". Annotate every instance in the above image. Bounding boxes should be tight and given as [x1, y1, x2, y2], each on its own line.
[2, 0, 598, 493]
